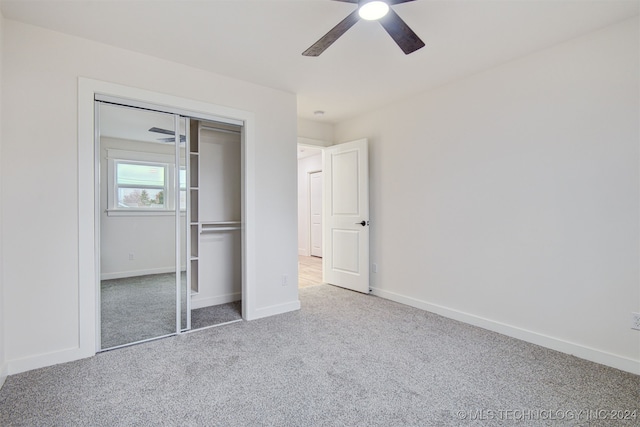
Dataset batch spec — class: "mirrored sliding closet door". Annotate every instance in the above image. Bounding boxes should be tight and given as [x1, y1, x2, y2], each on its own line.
[97, 102, 188, 350]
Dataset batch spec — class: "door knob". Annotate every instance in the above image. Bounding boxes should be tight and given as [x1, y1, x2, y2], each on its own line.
[355, 220, 368, 226]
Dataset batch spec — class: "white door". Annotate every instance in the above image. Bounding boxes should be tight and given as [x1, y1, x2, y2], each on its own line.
[322, 139, 369, 294]
[310, 171, 323, 257]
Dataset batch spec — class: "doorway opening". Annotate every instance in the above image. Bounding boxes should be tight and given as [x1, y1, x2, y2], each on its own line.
[297, 139, 371, 294]
[297, 144, 324, 288]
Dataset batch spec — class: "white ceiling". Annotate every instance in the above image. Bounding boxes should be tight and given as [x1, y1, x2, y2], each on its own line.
[1, 0, 638, 123]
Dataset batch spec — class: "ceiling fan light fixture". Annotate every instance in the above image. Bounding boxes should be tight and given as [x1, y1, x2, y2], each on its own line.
[358, 1, 389, 21]
[302, 0, 424, 57]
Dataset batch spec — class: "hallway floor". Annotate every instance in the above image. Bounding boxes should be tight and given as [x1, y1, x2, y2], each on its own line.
[298, 255, 323, 288]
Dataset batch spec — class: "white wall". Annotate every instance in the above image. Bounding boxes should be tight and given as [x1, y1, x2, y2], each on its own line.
[297, 118, 334, 143]
[298, 154, 322, 256]
[0, 11, 6, 389]
[335, 18, 640, 374]
[1, 19, 299, 373]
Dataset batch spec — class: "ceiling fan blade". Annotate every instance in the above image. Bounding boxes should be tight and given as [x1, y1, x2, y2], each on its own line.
[157, 136, 186, 143]
[332, 0, 415, 3]
[149, 127, 186, 142]
[379, 8, 425, 54]
[148, 127, 175, 135]
[303, 10, 360, 57]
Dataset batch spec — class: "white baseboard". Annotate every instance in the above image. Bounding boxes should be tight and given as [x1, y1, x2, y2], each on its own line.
[101, 267, 186, 280]
[6, 346, 93, 376]
[372, 287, 640, 376]
[191, 292, 241, 310]
[248, 299, 301, 321]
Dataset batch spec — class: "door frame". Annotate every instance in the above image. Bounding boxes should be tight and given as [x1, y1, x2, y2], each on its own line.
[79, 78, 257, 358]
[308, 170, 323, 257]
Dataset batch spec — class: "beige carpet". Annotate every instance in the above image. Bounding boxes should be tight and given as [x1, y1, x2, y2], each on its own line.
[1, 284, 638, 426]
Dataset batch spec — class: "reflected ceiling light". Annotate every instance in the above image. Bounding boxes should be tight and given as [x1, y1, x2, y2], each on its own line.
[358, 1, 390, 21]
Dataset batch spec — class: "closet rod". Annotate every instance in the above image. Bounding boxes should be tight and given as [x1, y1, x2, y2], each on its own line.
[201, 227, 241, 233]
[200, 125, 241, 135]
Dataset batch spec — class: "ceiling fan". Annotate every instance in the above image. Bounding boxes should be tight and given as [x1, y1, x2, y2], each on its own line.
[302, 0, 425, 57]
[148, 127, 186, 143]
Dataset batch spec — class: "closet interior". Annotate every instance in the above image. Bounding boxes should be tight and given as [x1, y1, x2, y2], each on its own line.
[188, 120, 243, 329]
